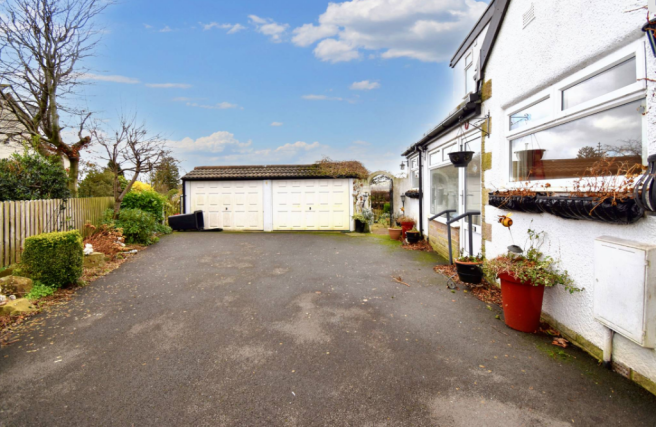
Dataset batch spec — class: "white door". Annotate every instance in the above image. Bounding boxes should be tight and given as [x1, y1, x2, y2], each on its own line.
[273, 179, 350, 230]
[190, 181, 264, 230]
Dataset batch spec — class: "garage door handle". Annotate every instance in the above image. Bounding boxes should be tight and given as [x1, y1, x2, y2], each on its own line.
[225, 207, 228, 210]
[309, 207, 312, 210]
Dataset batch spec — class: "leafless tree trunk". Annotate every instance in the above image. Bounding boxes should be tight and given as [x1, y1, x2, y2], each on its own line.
[0, 0, 110, 196]
[94, 115, 170, 219]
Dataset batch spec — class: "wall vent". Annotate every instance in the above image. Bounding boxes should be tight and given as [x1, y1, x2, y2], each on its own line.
[523, 3, 535, 28]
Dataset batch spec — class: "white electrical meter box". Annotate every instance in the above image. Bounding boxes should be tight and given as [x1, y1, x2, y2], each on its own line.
[594, 236, 656, 348]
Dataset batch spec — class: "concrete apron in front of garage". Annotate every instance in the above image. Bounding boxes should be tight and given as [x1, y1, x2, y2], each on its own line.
[0, 232, 655, 426]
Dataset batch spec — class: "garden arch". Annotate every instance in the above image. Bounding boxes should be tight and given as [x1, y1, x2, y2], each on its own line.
[367, 171, 395, 223]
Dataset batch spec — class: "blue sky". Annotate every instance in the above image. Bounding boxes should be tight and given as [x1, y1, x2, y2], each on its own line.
[78, 0, 490, 175]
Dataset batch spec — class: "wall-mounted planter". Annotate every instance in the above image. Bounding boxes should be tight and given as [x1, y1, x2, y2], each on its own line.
[536, 196, 644, 225]
[405, 190, 421, 199]
[488, 192, 645, 225]
[488, 193, 544, 214]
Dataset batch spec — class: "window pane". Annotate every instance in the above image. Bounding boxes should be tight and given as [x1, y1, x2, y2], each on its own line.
[465, 65, 475, 94]
[465, 136, 481, 226]
[562, 58, 637, 110]
[443, 143, 458, 161]
[509, 98, 551, 131]
[411, 170, 419, 188]
[430, 165, 459, 216]
[411, 159, 418, 169]
[429, 151, 440, 165]
[511, 100, 644, 182]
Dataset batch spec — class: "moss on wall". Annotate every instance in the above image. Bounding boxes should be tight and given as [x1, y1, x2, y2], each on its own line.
[481, 79, 492, 102]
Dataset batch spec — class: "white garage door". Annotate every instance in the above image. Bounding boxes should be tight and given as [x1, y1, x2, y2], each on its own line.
[191, 181, 264, 230]
[273, 179, 350, 231]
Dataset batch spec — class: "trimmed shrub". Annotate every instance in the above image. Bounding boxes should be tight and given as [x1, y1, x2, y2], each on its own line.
[21, 231, 83, 288]
[121, 190, 166, 222]
[383, 203, 391, 213]
[104, 208, 171, 245]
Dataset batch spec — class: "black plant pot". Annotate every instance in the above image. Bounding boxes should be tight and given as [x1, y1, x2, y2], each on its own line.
[405, 191, 421, 199]
[406, 231, 421, 244]
[448, 151, 475, 168]
[355, 220, 366, 233]
[535, 196, 645, 225]
[455, 261, 484, 285]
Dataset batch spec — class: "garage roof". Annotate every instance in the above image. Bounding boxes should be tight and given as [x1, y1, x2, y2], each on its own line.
[182, 164, 361, 181]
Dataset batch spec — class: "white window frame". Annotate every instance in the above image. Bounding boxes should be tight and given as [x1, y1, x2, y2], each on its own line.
[464, 52, 475, 97]
[409, 155, 419, 188]
[504, 40, 648, 190]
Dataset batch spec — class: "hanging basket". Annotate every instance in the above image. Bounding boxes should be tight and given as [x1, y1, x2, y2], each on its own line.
[448, 151, 475, 168]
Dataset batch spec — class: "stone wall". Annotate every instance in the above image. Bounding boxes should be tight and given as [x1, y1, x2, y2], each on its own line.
[427, 220, 460, 261]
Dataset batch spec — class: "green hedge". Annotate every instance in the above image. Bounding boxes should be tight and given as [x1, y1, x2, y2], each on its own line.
[104, 208, 171, 245]
[121, 190, 166, 222]
[21, 230, 83, 287]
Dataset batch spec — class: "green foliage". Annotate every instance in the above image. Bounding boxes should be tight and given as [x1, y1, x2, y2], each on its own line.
[457, 253, 483, 263]
[121, 190, 166, 222]
[79, 166, 128, 198]
[152, 156, 180, 193]
[26, 281, 56, 300]
[361, 208, 374, 224]
[483, 229, 580, 293]
[383, 203, 391, 213]
[104, 208, 171, 245]
[0, 151, 70, 201]
[21, 230, 83, 288]
[352, 213, 366, 223]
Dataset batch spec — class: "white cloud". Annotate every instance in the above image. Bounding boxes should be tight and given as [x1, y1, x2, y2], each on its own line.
[82, 73, 140, 84]
[352, 140, 370, 145]
[292, 0, 489, 63]
[146, 83, 192, 89]
[249, 15, 289, 43]
[186, 101, 240, 110]
[202, 22, 246, 34]
[292, 23, 339, 47]
[171, 131, 252, 153]
[172, 97, 193, 102]
[350, 80, 380, 90]
[159, 26, 172, 33]
[275, 141, 321, 152]
[271, 122, 284, 126]
[314, 38, 360, 63]
[302, 94, 343, 101]
[143, 24, 152, 29]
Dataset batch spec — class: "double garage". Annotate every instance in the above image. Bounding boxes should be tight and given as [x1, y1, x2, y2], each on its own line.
[181, 165, 356, 232]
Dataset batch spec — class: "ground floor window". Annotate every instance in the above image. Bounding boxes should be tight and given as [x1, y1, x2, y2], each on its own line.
[510, 99, 644, 182]
[430, 164, 459, 216]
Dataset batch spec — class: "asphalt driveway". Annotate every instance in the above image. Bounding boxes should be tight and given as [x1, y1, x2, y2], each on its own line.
[1, 232, 655, 426]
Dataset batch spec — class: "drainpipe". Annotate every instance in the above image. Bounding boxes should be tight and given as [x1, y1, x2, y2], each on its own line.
[418, 147, 424, 237]
[602, 328, 614, 370]
[181, 179, 186, 214]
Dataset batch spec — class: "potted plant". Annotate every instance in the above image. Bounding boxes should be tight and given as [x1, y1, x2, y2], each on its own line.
[484, 229, 579, 333]
[405, 227, 421, 244]
[388, 225, 402, 240]
[454, 253, 484, 284]
[448, 150, 475, 168]
[352, 214, 367, 233]
[405, 189, 421, 199]
[396, 215, 415, 240]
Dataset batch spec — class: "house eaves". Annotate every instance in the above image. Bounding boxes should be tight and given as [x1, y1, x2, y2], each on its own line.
[450, 0, 497, 68]
[402, 92, 481, 157]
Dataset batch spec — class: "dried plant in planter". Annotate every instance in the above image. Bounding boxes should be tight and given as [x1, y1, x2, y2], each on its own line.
[571, 158, 644, 213]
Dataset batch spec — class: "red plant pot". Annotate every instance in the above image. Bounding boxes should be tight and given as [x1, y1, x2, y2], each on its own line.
[498, 273, 545, 333]
[400, 221, 415, 239]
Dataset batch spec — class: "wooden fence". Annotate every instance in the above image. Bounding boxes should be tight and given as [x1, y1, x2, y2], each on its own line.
[0, 197, 114, 267]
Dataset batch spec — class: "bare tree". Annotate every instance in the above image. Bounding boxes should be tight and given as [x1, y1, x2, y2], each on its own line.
[95, 115, 170, 218]
[0, 0, 110, 195]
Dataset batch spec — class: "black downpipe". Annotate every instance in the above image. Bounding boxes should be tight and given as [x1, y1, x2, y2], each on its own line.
[181, 179, 186, 214]
[418, 149, 424, 237]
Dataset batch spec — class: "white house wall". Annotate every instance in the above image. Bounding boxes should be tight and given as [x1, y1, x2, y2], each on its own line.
[482, 1, 656, 384]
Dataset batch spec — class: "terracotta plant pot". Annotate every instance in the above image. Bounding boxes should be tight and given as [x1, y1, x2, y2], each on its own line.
[400, 221, 415, 239]
[498, 273, 545, 333]
[406, 230, 421, 244]
[454, 260, 483, 284]
[388, 228, 402, 240]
